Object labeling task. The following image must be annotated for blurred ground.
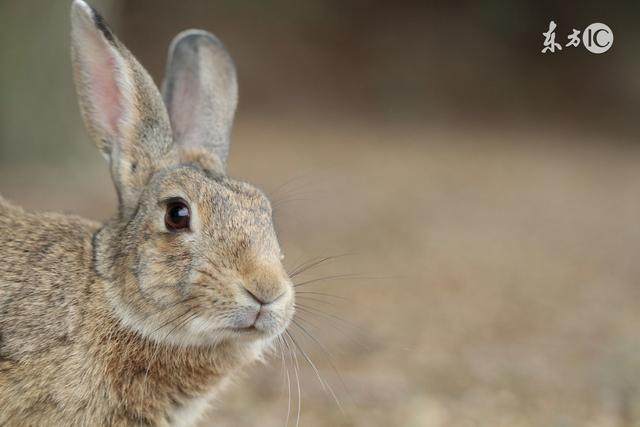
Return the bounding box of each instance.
[2,117,640,426]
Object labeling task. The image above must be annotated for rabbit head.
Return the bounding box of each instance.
[70,0,294,347]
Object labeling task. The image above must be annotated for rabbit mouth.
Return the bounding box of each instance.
[210,324,281,344]
[222,307,293,341]
[225,311,291,339]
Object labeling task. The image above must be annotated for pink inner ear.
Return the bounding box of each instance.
[83,34,125,137]
[90,54,124,136]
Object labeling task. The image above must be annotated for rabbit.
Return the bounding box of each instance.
[0,1,295,426]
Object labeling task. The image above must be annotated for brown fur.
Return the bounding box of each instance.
[0,2,294,425]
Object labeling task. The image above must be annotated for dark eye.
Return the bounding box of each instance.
[165,200,190,231]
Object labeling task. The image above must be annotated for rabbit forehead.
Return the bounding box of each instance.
[149,165,274,231]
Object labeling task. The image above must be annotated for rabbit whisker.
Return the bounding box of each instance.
[287,254,352,279]
[285,329,344,414]
[294,313,370,353]
[290,320,351,407]
[267,172,311,201]
[295,291,351,301]
[277,336,292,427]
[293,273,364,288]
[282,333,301,427]
[136,295,206,325]
[271,191,316,209]
[160,311,200,344]
[148,307,197,337]
[295,295,340,307]
[294,305,374,350]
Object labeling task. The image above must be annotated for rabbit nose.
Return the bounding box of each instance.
[240,282,288,306]
[243,287,267,305]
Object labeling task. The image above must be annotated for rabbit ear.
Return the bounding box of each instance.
[162,30,238,171]
[70,0,174,215]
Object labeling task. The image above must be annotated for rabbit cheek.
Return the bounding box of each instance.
[133,236,194,308]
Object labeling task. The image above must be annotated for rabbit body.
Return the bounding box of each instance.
[0,1,294,425]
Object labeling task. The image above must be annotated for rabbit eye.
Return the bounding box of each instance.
[165,200,190,231]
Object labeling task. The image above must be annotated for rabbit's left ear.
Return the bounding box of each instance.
[162,30,238,172]
[70,0,174,216]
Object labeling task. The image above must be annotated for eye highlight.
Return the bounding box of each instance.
[164,199,191,231]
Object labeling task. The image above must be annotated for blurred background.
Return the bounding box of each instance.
[2,1,640,426]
